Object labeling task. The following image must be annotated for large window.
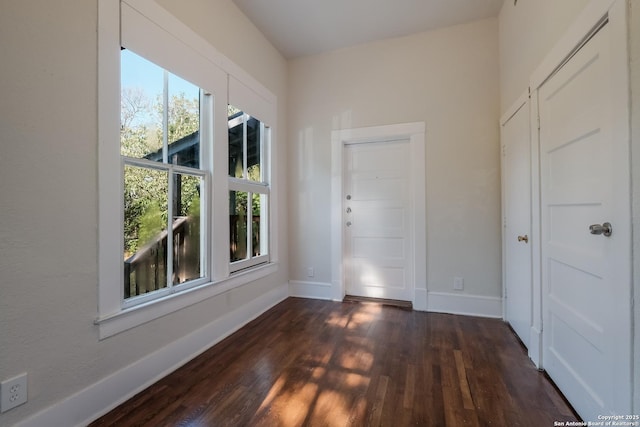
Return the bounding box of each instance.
[121,49,209,305]
[97,0,278,338]
[228,106,270,272]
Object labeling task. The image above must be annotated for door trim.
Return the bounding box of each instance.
[501,91,544,368]
[331,122,426,309]
[500,90,535,360]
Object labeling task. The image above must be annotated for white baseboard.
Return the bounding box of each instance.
[17,283,289,427]
[427,292,503,318]
[288,280,333,300]
[529,326,543,369]
[414,288,428,311]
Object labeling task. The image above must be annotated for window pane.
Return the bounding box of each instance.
[173,173,203,284]
[121,49,201,169]
[120,50,164,161]
[124,165,169,298]
[168,74,200,168]
[230,190,248,262]
[228,106,244,178]
[247,117,261,182]
[252,193,268,257]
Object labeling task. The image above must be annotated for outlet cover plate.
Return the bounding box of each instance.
[1,373,27,412]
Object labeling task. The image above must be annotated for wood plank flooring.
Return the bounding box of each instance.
[90,297,579,426]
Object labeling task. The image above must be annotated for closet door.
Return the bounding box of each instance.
[538,17,631,419]
[501,97,532,348]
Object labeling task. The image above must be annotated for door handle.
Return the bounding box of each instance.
[589,222,612,237]
[517,235,528,243]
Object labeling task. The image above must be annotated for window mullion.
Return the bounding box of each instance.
[262,194,269,256]
[242,114,248,179]
[167,166,174,290]
[162,70,169,164]
[247,191,253,259]
[260,122,265,182]
[199,91,209,280]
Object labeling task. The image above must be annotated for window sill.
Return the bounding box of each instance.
[95,262,278,339]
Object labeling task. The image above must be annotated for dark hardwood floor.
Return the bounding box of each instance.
[90,297,579,426]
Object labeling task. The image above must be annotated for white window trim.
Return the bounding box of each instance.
[97,263,278,339]
[97,0,278,339]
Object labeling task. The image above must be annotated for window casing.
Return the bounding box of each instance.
[97,0,278,338]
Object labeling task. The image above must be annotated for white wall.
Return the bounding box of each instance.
[0,1,288,425]
[498,0,590,110]
[287,18,502,309]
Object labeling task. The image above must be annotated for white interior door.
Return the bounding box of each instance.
[344,139,413,301]
[502,99,532,347]
[539,21,631,420]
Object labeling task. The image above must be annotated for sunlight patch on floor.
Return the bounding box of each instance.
[318,389,352,423]
[256,374,286,414]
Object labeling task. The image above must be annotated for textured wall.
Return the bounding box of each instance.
[287,18,502,300]
[498,0,590,111]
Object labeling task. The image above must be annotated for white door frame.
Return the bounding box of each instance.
[530,0,631,414]
[331,122,426,310]
[501,90,544,369]
[500,90,535,360]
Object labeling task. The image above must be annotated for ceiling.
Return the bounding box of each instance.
[232,0,505,59]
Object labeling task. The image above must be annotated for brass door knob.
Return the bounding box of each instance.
[517,235,529,243]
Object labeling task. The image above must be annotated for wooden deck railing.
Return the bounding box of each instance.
[125,214,261,298]
[229,215,261,261]
[124,216,200,298]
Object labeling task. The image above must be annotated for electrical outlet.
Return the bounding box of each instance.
[307,267,314,278]
[453,276,464,291]
[1,373,27,412]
